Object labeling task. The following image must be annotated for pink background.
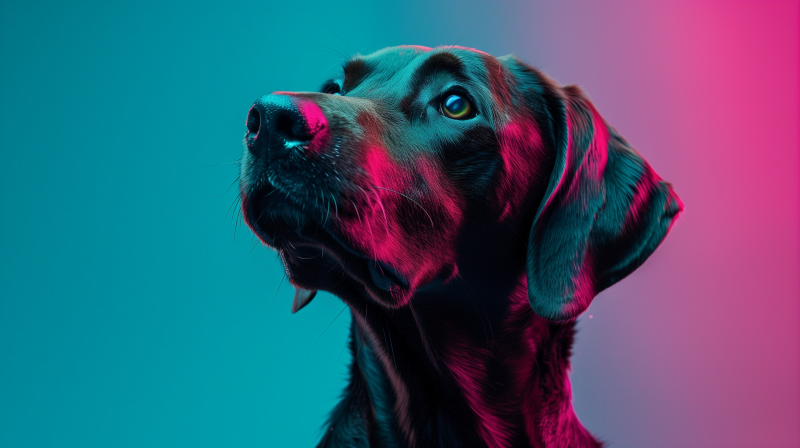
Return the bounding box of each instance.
[502,1,799,447]
[0,1,796,446]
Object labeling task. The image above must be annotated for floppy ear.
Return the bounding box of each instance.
[526,85,683,321]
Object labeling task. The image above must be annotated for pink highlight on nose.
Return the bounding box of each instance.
[297,100,326,135]
[267,91,330,154]
[295,99,329,154]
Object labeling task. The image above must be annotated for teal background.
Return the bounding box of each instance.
[2,1,798,447]
[0,1,528,446]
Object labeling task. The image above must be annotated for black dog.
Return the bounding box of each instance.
[240,45,682,448]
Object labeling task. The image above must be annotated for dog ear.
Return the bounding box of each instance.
[526,85,683,321]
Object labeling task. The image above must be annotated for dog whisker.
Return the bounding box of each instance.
[351,200,362,226]
[323,197,331,228]
[322,294,339,310]
[350,199,378,262]
[232,200,243,252]
[353,304,368,363]
[249,235,260,255]
[204,175,241,199]
[330,192,339,220]
[449,32,474,50]
[198,159,241,169]
[369,187,390,238]
[409,302,443,374]
[315,60,351,82]
[329,267,347,290]
[320,27,355,60]
[335,310,353,365]
[259,272,285,325]
[225,193,241,223]
[325,260,339,274]
[308,42,349,61]
[384,327,397,370]
[305,303,350,361]
[364,207,379,261]
[373,185,434,228]
[251,199,272,240]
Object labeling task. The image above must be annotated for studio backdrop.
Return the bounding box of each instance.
[1,1,797,447]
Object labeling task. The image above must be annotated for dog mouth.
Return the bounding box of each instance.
[242,183,409,311]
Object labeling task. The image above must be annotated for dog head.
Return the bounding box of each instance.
[240,45,682,320]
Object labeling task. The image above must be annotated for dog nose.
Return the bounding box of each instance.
[245,94,327,162]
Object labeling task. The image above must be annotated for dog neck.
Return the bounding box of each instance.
[320,271,603,448]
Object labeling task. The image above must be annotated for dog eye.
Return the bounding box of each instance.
[441,94,475,120]
[322,83,342,96]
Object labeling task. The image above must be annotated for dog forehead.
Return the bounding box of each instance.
[362,45,430,68]
[352,45,495,89]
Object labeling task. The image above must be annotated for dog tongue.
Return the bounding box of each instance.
[291,287,317,313]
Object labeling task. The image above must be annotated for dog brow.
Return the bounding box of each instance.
[343,59,371,93]
[398,52,469,120]
[411,52,468,86]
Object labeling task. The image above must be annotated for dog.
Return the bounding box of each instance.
[239,45,682,448]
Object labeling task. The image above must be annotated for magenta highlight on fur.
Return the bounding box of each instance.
[239,45,682,447]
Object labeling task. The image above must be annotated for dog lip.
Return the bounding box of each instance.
[368,260,409,291]
[318,226,366,259]
[314,226,409,290]
[315,226,409,289]
[243,184,411,299]
[247,199,410,294]
[283,227,411,300]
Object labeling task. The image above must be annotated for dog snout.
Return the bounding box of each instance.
[245,94,328,162]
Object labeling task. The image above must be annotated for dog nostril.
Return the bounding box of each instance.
[275,110,310,143]
[246,94,323,161]
[246,107,261,136]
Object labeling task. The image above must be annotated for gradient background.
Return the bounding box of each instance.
[1,1,797,447]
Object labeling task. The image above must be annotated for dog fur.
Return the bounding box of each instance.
[239,45,682,448]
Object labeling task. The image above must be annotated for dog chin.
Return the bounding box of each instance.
[242,188,413,310]
[278,241,414,310]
